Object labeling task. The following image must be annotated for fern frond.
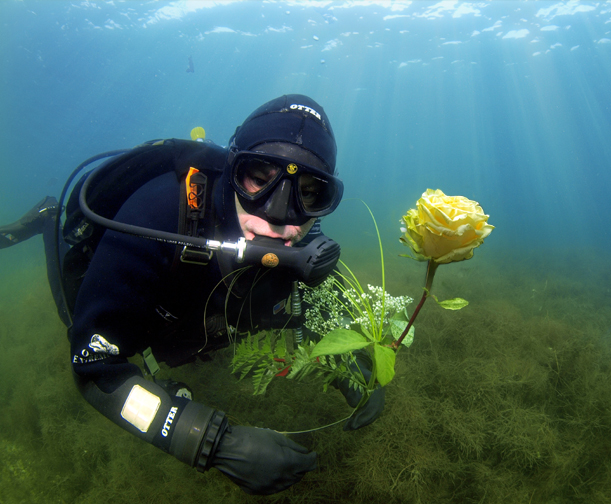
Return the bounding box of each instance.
[231,330,293,394]
[237,355,266,381]
[252,361,277,395]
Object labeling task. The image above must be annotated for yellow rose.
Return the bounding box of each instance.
[400,189,494,264]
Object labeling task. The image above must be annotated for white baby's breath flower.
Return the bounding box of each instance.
[301,278,413,337]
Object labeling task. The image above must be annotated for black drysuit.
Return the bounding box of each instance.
[63,142,322,485]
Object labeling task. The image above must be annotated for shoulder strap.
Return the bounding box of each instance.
[173,165,219,268]
[61,138,227,316]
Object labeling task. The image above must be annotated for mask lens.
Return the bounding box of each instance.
[233,156,282,199]
[298,174,340,213]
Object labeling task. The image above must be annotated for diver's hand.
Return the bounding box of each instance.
[338,357,386,431]
[342,386,386,431]
[212,425,317,495]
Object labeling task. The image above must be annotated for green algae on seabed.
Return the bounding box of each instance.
[1,247,611,504]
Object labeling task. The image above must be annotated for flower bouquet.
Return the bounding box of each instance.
[303,189,494,397]
[232,189,494,413]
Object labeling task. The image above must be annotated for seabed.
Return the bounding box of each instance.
[1,239,610,504]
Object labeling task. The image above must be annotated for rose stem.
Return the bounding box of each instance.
[392,260,439,350]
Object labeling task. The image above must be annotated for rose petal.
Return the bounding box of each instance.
[400,189,494,263]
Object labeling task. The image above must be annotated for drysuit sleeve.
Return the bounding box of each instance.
[69,172,226,467]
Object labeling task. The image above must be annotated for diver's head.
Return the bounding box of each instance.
[226,95,343,237]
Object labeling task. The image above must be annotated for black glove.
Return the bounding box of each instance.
[338,356,386,431]
[212,425,317,495]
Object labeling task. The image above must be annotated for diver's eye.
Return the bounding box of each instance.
[299,175,322,208]
[250,174,269,189]
[237,161,280,195]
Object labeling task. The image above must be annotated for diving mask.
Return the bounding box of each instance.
[228,150,344,226]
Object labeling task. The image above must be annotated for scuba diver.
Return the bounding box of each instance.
[0,94,384,495]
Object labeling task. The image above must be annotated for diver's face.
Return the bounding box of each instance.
[235,194,315,246]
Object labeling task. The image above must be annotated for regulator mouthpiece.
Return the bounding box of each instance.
[197,234,339,285]
[238,235,340,285]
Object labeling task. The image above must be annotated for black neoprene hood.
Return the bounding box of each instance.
[230,94,337,174]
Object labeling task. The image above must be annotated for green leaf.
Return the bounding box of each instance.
[373,344,396,386]
[389,310,415,347]
[392,323,415,347]
[310,329,370,358]
[430,294,469,310]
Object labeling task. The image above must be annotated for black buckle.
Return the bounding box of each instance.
[180,246,213,265]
